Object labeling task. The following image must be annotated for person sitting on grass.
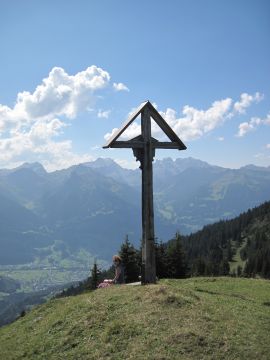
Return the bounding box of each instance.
[98,255,125,288]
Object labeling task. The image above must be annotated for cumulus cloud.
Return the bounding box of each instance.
[113,82,129,92]
[166,98,233,141]
[105,92,265,143]
[266,144,270,149]
[105,122,141,142]
[23,66,109,122]
[105,98,233,142]
[0,65,126,170]
[236,113,270,137]
[0,120,93,171]
[233,92,264,114]
[237,122,254,137]
[0,65,112,134]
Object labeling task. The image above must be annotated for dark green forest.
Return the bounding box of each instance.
[183,200,270,278]
[59,201,270,298]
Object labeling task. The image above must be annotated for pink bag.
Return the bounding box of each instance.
[98,281,113,288]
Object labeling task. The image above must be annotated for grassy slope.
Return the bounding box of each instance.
[229,239,247,273]
[1,278,270,360]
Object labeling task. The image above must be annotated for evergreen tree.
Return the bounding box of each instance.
[262,250,270,278]
[119,235,140,283]
[89,261,101,290]
[219,260,230,276]
[166,232,186,278]
[226,240,233,262]
[191,257,206,276]
[155,240,168,278]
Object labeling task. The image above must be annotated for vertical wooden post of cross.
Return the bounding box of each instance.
[103,101,186,285]
[141,106,156,283]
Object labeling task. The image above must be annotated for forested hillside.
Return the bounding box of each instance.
[107,201,270,281]
[182,201,270,278]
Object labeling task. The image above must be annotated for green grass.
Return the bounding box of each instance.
[1,277,270,360]
[229,239,247,273]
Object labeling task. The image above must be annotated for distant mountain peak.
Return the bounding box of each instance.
[154,157,212,175]
[175,157,211,168]
[241,164,270,171]
[84,158,121,169]
[16,162,47,175]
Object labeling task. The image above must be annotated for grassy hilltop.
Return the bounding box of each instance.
[1,278,270,360]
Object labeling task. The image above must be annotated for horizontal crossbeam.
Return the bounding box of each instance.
[103,140,184,150]
[103,141,143,149]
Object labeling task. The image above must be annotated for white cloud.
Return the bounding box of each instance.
[0,65,127,170]
[0,65,111,134]
[167,98,233,141]
[0,122,92,171]
[104,92,265,143]
[266,144,270,149]
[233,92,264,114]
[97,109,111,119]
[29,118,68,140]
[237,121,255,137]
[21,66,110,121]
[105,121,141,142]
[41,146,94,172]
[236,113,269,137]
[104,127,118,142]
[105,97,234,142]
[113,82,129,92]
[217,137,224,141]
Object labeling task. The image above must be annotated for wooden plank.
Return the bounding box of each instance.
[141,106,156,284]
[109,136,163,149]
[109,141,183,149]
[103,101,148,148]
[109,141,144,148]
[153,141,183,149]
[148,102,187,150]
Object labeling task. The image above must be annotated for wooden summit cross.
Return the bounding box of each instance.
[103,101,186,284]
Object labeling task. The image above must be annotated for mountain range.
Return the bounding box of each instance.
[0,157,270,265]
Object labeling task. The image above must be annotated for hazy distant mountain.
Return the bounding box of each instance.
[84,158,140,187]
[0,157,269,264]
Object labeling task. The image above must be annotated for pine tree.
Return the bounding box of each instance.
[155,240,168,278]
[226,240,233,262]
[119,235,140,283]
[166,232,186,278]
[89,261,101,290]
[261,249,270,278]
[191,257,206,276]
[219,260,230,275]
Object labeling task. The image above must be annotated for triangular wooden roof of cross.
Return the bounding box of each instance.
[103,100,187,150]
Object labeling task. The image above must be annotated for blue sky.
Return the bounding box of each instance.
[0,0,269,170]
